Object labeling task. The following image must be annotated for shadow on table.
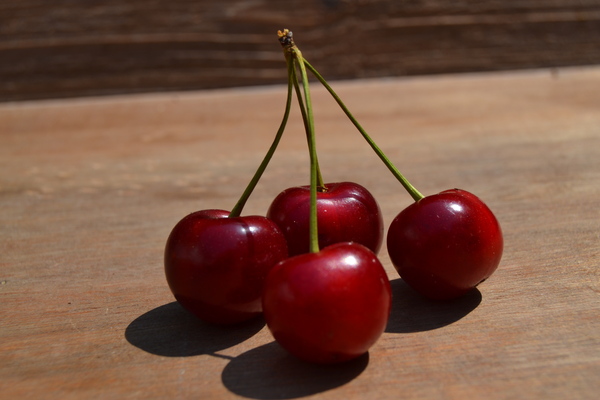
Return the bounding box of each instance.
[222,341,369,400]
[386,278,482,334]
[125,301,265,357]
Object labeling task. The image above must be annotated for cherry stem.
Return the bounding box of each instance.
[228,57,295,218]
[295,50,320,253]
[289,57,325,190]
[279,29,320,253]
[303,59,425,202]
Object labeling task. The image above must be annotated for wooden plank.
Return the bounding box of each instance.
[1,66,599,399]
[2,0,600,101]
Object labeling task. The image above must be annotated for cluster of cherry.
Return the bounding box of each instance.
[164,30,503,364]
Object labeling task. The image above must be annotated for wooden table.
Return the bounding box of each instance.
[1,66,599,399]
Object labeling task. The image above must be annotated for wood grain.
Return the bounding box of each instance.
[2,0,600,101]
[1,66,599,399]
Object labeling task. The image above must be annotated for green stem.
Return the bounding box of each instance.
[228,57,295,217]
[290,58,325,190]
[292,48,320,253]
[303,59,424,202]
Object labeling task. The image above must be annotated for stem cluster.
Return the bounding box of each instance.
[230,29,424,253]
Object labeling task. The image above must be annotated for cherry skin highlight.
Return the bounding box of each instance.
[262,242,392,364]
[164,209,288,325]
[387,189,503,300]
[267,182,383,256]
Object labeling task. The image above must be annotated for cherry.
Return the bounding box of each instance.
[260,32,391,364]
[162,47,297,326]
[298,49,504,300]
[164,209,288,325]
[267,181,383,256]
[387,189,503,300]
[262,242,392,364]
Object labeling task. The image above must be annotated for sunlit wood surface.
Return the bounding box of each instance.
[1,66,599,399]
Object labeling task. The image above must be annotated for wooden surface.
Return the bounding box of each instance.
[3,0,600,101]
[1,66,599,399]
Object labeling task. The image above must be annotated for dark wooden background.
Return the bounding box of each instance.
[2,0,600,101]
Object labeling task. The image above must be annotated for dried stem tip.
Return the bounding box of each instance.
[278,29,294,47]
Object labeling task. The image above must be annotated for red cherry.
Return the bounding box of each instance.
[267,182,383,256]
[262,242,392,364]
[164,209,288,325]
[387,189,503,300]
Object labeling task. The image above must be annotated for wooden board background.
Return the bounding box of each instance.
[2,0,600,101]
[1,65,599,399]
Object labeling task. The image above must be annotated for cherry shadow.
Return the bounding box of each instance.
[386,278,482,334]
[222,341,369,399]
[125,301,265,357]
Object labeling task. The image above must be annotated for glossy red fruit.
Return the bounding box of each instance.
[267,182,383,256]
[262,242,392,364]
[164,209,288,325]
[387,189,503,300]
